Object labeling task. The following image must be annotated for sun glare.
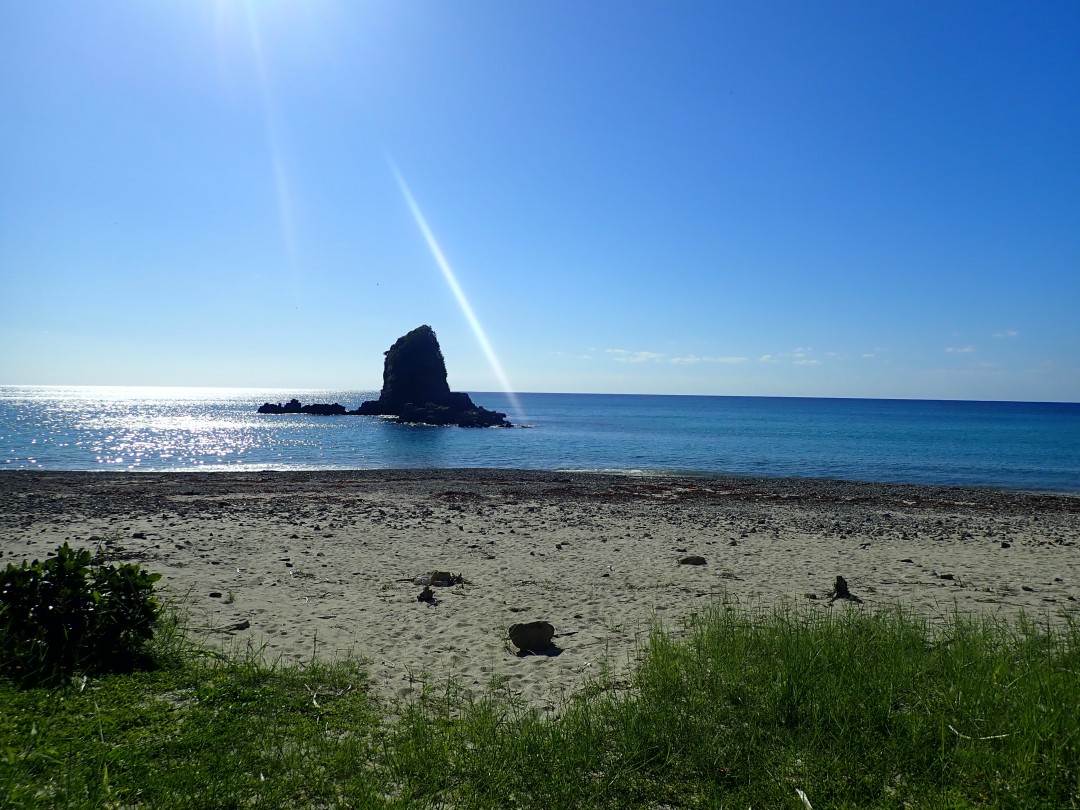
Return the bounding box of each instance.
[213,0,299,272]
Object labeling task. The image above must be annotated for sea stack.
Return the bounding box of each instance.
[357,325,512,428]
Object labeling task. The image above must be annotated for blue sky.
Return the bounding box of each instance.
[1,1,1077,401]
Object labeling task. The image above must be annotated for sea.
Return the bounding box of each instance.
[1,386,1079,494]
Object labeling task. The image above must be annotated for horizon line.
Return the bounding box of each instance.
[0,383,1076,406]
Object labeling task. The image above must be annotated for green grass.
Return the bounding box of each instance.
[2,603,1078,808]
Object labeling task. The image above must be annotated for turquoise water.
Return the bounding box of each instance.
[2,386,1078,493]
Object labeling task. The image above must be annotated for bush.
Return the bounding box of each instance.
[0,543,162,685]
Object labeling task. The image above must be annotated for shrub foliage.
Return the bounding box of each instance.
[0,542,161,685]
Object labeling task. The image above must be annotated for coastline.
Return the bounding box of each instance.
[3,469,1077,710]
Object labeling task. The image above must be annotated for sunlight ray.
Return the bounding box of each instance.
[387,158,525,424]
[242,1,299,270]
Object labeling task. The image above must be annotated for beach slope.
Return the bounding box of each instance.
[2,470,1076,709]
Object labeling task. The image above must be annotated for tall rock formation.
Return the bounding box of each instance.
[357,326,512,428]
[374,325,453,411]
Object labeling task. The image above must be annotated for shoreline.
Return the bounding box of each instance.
[4,467,1079,509]
[6,462,1077,496]
[3,469,1077,710]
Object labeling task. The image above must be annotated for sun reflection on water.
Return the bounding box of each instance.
[2,386,378,471]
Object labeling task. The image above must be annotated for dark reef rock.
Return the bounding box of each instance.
[258,398,303,414]
[257,400,349,416]
[357,325,512,428]
[255,325,512,428]
[302,403,348,416]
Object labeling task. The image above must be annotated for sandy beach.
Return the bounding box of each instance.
[2,470,1077,711]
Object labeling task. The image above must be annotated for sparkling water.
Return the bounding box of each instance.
[2,386,1078,493]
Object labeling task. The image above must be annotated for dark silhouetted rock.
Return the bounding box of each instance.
[258,400,349,416]
[258,398,304,414]
[254,325,512,427]
[508,621,555,653]
[301,403,348,416]
[376,324,451,411]
[358,325,512,428]
[679,555,707,565]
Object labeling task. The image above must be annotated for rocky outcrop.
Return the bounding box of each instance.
[255,326,512,427]
[257,400,350,416]
[357,326,512,428]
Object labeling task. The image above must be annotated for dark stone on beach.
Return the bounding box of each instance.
[357,325,512,428]
[509,621,555,653]
[1001,541,1011,549]
[679,555,707,565]
[828,575,862,603]
[832,576,850,598]
[427,570,462,587]
[417,586,436,603]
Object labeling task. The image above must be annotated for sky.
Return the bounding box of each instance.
[1,1,1078,401]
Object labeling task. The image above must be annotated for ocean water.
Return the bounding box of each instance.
[1,386,1078,493]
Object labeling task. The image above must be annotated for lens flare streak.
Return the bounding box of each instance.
[387,160,524,424]
[242,2,298,270]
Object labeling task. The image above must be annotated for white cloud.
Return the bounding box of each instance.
[993,329,1020,338]
[671,355,749,365]
[605,349,664,363]
[760,347,825,364]
[603,348,752,366]
[946,346,975,354]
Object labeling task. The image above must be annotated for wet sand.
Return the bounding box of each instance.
[2,470,1077,711]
